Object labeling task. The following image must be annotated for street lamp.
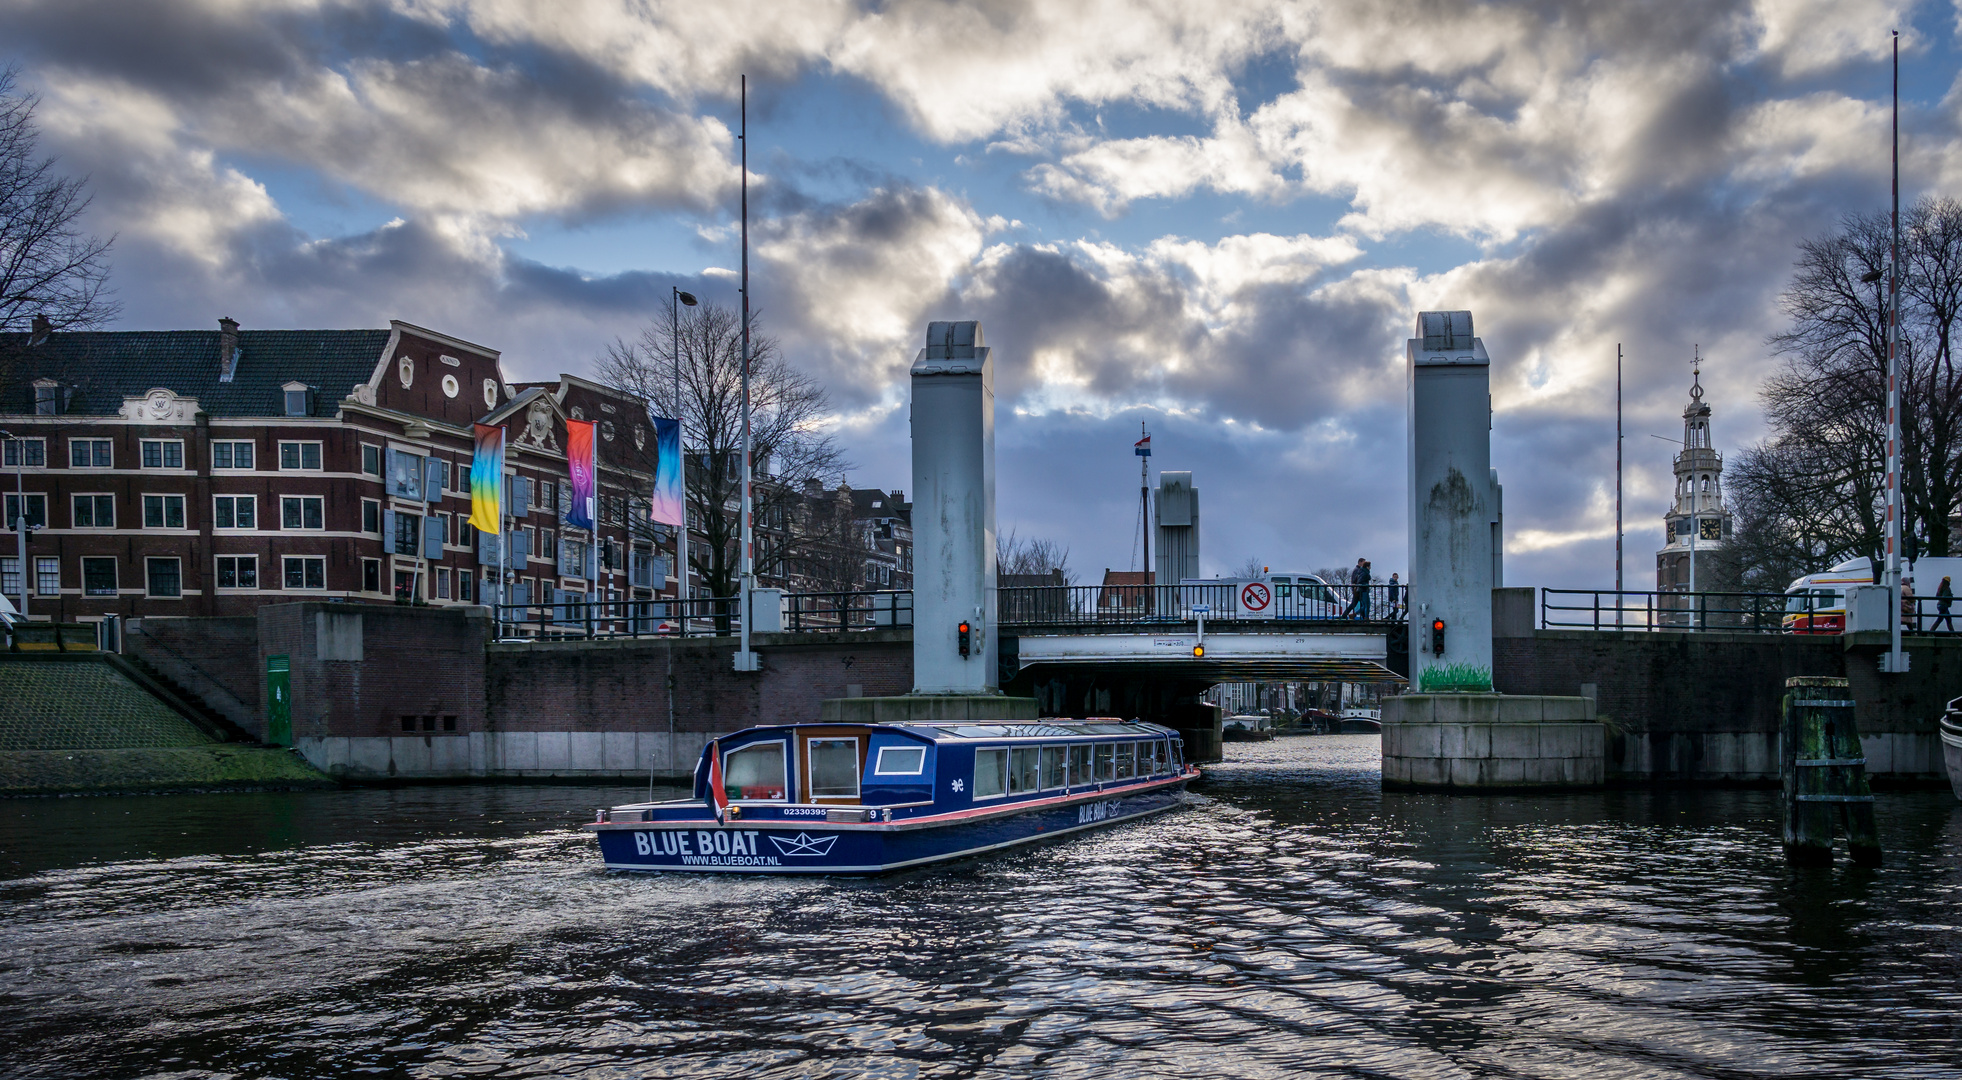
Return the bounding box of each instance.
[672,286,696,627]
[0,429,29,622]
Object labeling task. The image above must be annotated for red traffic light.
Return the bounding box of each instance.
[957,621,972,658]
[1429,618,1446,654]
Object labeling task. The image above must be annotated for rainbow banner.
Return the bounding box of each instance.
[566,418,597,531]
[650,416,683,526]
[468,424,504,535]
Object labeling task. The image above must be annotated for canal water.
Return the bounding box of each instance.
[2,736,1959,1079]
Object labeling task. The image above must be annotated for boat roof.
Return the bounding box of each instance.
[719,718,1178,745]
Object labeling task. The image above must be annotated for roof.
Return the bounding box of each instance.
[0,329,391,418]
[849,487,910,523]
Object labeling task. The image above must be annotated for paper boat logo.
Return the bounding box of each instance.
[769,832,838,857]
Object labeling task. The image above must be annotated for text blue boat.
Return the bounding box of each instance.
[583,718,1197,873]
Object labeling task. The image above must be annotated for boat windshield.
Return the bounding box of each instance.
[724,741,787,801]
[808,739,861,799]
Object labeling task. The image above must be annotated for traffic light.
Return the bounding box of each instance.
[1430,618,1446,655]
[958,621,971,658]
[1192,643,1205,658]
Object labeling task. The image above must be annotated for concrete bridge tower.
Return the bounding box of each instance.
[1406,311,1497,689]
[910,321,999,695]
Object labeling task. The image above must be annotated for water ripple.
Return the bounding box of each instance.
[2,736,1960,1078]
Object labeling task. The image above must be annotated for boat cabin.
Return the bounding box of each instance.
[691,719,1186,815]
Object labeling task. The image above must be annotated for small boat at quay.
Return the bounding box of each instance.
[584,719,1197,873]
[1942,696,1962,802]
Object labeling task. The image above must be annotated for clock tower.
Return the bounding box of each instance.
[1657,355,1733,600]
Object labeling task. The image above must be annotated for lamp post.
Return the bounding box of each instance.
[0,429,27,621]
[734,74,759,672]
[672,286,697,629]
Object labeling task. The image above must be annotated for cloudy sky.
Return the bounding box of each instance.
[4,0,1958,587]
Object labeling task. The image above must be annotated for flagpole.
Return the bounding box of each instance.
[1885,29,1906,672]
[1140,422,1151,613]
[735,73,759,672]
[1615,343,1623,629]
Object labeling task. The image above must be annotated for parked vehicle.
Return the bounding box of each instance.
[1782,557,1962,633]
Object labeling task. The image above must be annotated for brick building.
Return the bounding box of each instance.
[0,318,668,623]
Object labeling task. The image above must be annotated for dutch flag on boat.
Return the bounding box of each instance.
[1134,433,1151,457]
[705,741,730,822]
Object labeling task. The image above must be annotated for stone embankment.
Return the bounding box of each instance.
[0,653,332,796]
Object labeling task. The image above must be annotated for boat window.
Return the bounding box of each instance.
[1093,743,1115,782]
[873,745,926,776]
[1039,746,1066,789]
[1114,743,1136,779]
[808,739,861,799]
[1009,747,1040,793]
[973,748,1008,799]
[1169,740,1183,768]
[723,742,787,801]
[1139,741,1158,775]
[1068,744,1092,785]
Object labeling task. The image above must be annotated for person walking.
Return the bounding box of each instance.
[1343,557,1371,619]
[1936,576,1955,633]
[1386,571,1403,620]
[1901,576,1917,632]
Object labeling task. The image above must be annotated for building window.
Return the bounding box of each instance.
[3,439,45,468]
[216,555,258,589]
[394,568,418,601]
[72,494,113,528]
[362,558,381,593]
[212,441,255,469]
[69,439,112,468]
[0,557,17,596]
[362,498,381,534]
[33,382,60,415]
[436,568,451,599]
[457,572,472,603]
[5,493,47,529]
[283,557,325,590]
[362,444,382,477]
[21,558,51,595]
[284,388,310,417]
[394,510,421,553]
[142,494,186,529]
[281,496,324,530]
[140,440,185,469]
[214,495,257,529]
[278,442,323,470]
[146,557,182,598]
[82,557,116,596]
[386,449,424,500]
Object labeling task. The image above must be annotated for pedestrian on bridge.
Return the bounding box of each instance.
[1343,558,1372,619]
[1936,576,1955,633]
[1386,572,1403,620]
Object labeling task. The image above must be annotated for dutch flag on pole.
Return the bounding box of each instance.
[1134,434,1151,457]
[705,741,730,822]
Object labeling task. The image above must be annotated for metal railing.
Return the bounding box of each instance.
[995,583,1406,629]
[1541,589,1819,633]
[489,581,1408,640]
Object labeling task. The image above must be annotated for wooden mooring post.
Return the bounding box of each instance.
[1780,677,1881,866]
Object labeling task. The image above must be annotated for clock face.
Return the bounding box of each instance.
[1700,518,1723,541]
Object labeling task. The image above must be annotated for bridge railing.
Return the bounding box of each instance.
[1540,588,1814,633]
[488,581,1411,640]
[998,583,1406,629]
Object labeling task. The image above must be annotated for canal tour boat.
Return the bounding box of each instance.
[583,718,1198,873]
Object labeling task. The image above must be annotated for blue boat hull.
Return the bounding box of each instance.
[590,783,1189,874]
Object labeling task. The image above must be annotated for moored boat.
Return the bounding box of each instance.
[584,718,1198,873]
[1941,696,1962,802]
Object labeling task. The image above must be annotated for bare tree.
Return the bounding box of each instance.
[0,67,115,337]
[997,528,1075,584]
[1734,199,1962,586]
[1233,556,1266,578]
[594,299,847,614]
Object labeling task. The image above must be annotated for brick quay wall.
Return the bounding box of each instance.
[113,602,1962,785]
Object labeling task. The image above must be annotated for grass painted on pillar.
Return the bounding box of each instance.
[1419,663,1494,693]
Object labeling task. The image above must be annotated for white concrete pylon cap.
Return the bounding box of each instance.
[1408,309,1488,367]
[913,320,991,375]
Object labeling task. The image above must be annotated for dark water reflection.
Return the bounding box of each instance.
[2,736,1959,1079]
